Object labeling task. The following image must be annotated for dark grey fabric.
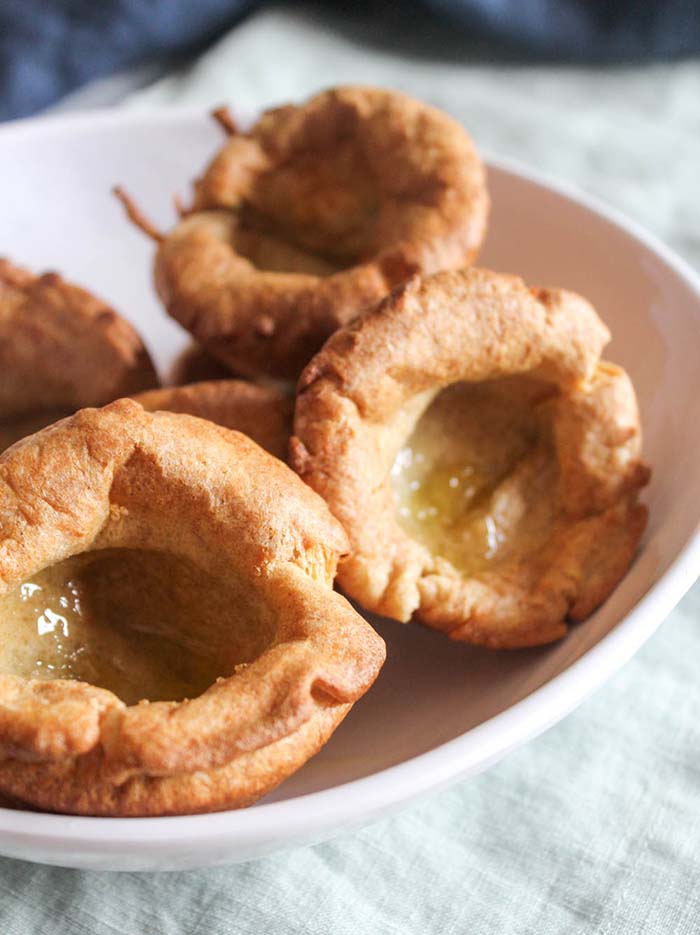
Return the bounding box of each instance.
[1,0,699,121]
[0,0,254,120]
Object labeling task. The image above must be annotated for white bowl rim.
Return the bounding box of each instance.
[0,107,699,850]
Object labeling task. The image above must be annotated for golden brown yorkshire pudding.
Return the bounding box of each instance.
[291,269,650,649]
[0,260,157,451]
[134,379,293,461]
[168,342,238,385]
[0,399,384,816]
[154,86,489,381]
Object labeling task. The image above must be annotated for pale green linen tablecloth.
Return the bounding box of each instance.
[2,6,700,932]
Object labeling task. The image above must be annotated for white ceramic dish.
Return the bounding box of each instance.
[0,109,698,872]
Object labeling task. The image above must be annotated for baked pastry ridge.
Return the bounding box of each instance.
[153,86,489,380]
[0,259,157,451]
[0,399,384,815]
[167,342,238,385]
[134,379,294,461]
[291,268,650,649]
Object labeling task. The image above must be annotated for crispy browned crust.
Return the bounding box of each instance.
[291,268,650,649]
[0,259,157,420]
[154,86,489,381]
[168,342,239,385]
[134,380,293,461]
[0,400,384,815]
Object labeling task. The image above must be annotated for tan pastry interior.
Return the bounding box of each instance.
[0,548,276,705]
[227,139,378,274]
[391,376,557,575]
[231,221,345,277]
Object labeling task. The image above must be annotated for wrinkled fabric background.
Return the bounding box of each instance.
[1,4,700,932]
[2,0,700,119]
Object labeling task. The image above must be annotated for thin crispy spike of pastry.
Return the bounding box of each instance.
[173,193,189,218]
[113,186,165,243]
[211,105,239,136]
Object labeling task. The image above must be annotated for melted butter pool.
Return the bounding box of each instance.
[391,379,556,575]
[392,443,508,574]
[0,549,274,704]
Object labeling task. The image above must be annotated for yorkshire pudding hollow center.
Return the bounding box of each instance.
[231,218,347,277]
[248,139,379,263]
[391,378,558,575]
[0,548,276,704]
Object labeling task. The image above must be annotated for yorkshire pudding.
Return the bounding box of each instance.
[154,86,489,381]
[0,259,157,452]
[0,399,384,815]
[168,342,238,385]
[134,379,293,461]
[292,269,650,649]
